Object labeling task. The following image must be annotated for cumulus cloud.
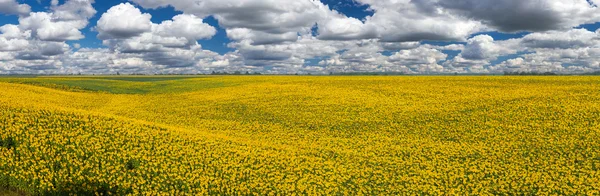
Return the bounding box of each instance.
[461,35,517,60]
[15,0,96,42]
[19,12,84,41]
[315,42,449,74]
[96,3,152,39]
[16,1,95,42]
[0,0,98,73]
[380,42,421,51]
[434,0,600,32]
[0,37,28,51]
[227,28,298,45]
[331,0,483,42]
[0,25,29,51]
[111,0,600,74]
[130,0,329,32]
[2,0,600,74]
[439,34,521,72]
[316,14,377,41]
[0,0,94,57]
[488,46,600,73]
[155,14,216,41]
[388,46,447,64]
[129,0,339,44]
[98,4,216,53]
[0,0,31,16]
[521,29,599,49]
[451,28,600,73]
[332,0,600,42]
[51,0,97,22]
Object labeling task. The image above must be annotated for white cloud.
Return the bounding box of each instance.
[343,0,600,42]
[441,35,520,71]
[0,0,31,16]
[0,24,30,51]
[316,14,377,40]
[130,0,330,32]
[51,0,96,22]
[387,46,448,73]
[96,3,152,39]
[380,42,421,51]
[226,28,298,45]
[433,44,465,51]
[388,46,447,65]
[98,4,216,55]
[2,0,600,74]
[316,42,450,74]
[154,14,216,41]
[420,0,600,32]
[521,29,599,49]
[453,29,600,73]
[129,0,345,44]
[489,46,600,73]
[350,0,484,42]
[17,0,95,42]
[0,0,97,73]
[461,35,516,60]
[19,12,86,41]
[15,41,70,59]
[115,0,600,74]
[0,24,30,39]
[0,37,29,51]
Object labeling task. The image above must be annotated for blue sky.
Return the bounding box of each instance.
[0,0,600,74]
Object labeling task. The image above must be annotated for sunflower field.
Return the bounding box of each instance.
[1,76,600,195]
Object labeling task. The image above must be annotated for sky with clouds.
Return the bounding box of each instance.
[0,0,599,74]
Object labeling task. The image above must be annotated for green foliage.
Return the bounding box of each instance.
[0,136,16,150]
[0,76,240,94]
[93,76,191,82]
[125,159,141,170]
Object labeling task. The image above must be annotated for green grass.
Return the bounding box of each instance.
[0,76,240,94]
[0,188,26,196]
[86,76,194,82]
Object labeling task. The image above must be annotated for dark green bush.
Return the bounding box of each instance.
[125,159,141,170]
[0,137,16,150]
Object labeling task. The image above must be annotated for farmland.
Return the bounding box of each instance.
[1,76,600,195]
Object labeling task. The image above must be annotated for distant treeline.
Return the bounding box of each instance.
[504,71,600,76]
[127,71,263,75]
[503,71,558,76]
[581,71,600,75]
[210,71,262,75]
[328,72,406,76]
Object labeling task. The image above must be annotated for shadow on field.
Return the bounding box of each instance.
[0,187,28,196]
[1,178,134,196]
[42,181,132,196]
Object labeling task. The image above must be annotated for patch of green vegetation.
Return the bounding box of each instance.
[3,79,148,94]
[1,174,129,196]
[89,76,193,82]
[0,188,27,196]
[0,76,240,94]
[125,159,141,170]
[0,136,17,150]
